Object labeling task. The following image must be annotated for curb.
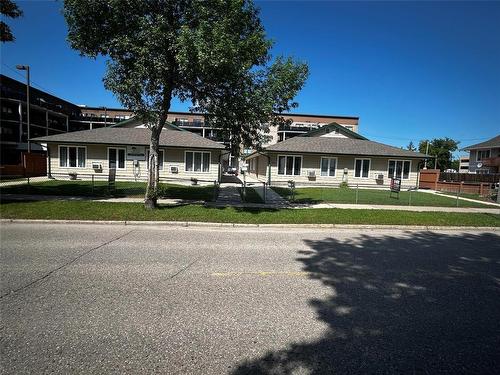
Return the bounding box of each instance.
[1,219,499,231]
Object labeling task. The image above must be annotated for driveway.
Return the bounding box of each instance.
[1,224,499,374]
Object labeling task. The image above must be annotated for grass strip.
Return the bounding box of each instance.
[1,200,499,227]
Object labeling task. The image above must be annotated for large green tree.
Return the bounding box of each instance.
[418,138,459,170]
[1,0,23,42]
[64,0,308,208]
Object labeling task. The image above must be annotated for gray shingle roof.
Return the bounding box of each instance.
[462,135,500,150]
[301,122,368,140]
[31,128,226,150]
[264,137,428,158]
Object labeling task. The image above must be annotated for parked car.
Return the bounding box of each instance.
[226,166,238,175]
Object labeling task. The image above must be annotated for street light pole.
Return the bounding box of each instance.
[16,65,30,153]
[423,141,429,169]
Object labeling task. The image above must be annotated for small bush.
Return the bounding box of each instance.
[339,181,349,189]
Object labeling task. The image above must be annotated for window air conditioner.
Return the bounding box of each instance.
[170,166,179,174]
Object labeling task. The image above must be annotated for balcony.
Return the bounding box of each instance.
[481,157,500,167]
[174,121,205,128]
[277,124,320,132]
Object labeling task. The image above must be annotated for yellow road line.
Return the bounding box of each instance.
[211,271,315,277]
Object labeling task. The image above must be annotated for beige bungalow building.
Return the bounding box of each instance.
[32,127,226,183]
[246,123,428,188]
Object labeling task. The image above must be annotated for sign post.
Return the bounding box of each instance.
[390,178,401,199]
[108,168,116,193]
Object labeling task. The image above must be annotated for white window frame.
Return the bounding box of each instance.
[107,147,126,170]
[58,145,87,168]
[476,149,491,161]
[387,159,412,180]
[184,150,211,173]
[320,157,337,177]
[146,149,165,170]
[353,158,371,179]
[277,154,303,176]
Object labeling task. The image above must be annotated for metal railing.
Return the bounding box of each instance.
[0,174,221,202]
[272,180,498,207]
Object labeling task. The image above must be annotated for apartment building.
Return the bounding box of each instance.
[459,157,469,173]
[166,111,360,147]
[0,74,133,165]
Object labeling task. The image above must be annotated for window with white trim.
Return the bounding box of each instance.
[146,150,164,170]
[388,160,411,180]
[108,147,125,169]
[59,146,86,168]
[278,155,302,176]
[477,149,491,161]
[185,151,210,172]
[354,159,370,178]
[320,157,337,177]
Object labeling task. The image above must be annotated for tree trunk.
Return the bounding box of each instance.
[144,126,162,209]
[144,91,172,209]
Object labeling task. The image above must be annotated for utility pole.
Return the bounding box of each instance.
[423,141,429,169]
[16,65,30,152]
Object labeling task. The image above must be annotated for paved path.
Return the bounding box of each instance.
[0,193,204,205]
[215,185,242,205]
[293,202,500,214]
[252,184,289,206]
[1,223,499,374]
[2,193,500,213]
[418,188,500,207]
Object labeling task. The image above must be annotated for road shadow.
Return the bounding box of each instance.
[232,231,500,374]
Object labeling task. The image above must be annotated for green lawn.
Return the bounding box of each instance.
[240,187,264,203]
[272,187,490,208]
[0,180,215,201]
[1,200,499,227]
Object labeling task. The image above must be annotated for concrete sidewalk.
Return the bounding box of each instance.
[2,193,500,214]
[0,194,203,205]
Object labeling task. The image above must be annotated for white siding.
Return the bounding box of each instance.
[47,143,221,182]
[247,152,420,188]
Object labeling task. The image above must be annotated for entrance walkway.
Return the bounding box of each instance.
[215,186,242,205]
[243,174,288,206]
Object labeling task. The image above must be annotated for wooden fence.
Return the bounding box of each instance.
[419,169,496,196]
[0,152,47,178]
[439,172,500,184]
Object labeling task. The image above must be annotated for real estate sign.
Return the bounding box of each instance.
[390,178,401,193]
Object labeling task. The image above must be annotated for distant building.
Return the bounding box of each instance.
[462,135,500,174]
[459,157,469,173]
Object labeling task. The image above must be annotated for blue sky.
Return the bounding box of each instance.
[2,1,499,155]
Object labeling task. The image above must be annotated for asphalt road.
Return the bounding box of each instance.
[1,223,499,374]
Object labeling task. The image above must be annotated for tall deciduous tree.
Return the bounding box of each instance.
[1,0,23,42]
[63,0,309,208]
[418,138,459,170]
